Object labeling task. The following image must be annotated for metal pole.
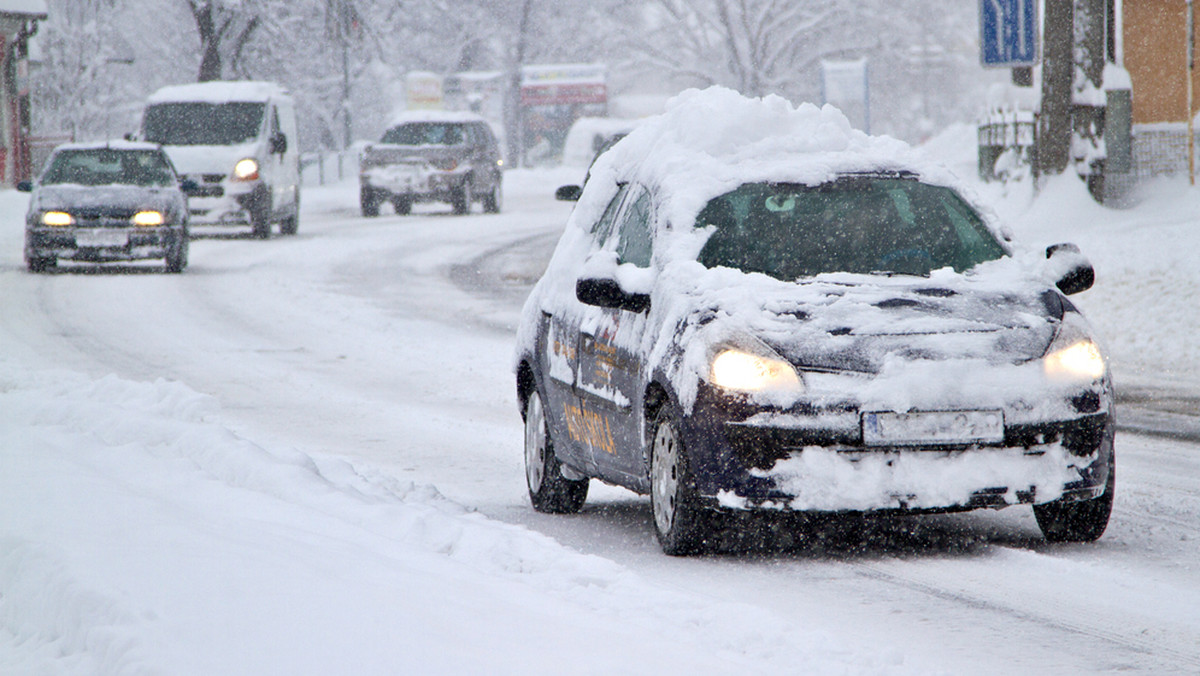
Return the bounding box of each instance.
[1188,0,1195,185]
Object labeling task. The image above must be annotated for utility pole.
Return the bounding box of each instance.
[1037,0,1074,178]
[1188,0,1195,185]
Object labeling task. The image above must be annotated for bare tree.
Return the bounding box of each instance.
[181,0,263,81]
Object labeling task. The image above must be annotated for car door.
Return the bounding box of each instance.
[576,185,653,482]
[538,185,632,477]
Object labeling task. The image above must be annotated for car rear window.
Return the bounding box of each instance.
[382,123,465,146]
[696,178,1007,279]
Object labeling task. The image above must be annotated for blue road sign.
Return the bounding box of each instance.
[980,0,1039,67]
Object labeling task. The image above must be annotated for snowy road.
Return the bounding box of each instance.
[3,171,1199,674]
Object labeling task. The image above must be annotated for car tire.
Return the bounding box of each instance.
[26,254,56,273]
[482,179,502,214]
[165,235,188,273]
[280,198,299,235]
[452,180,472,215]
[361,187,381,217]
[651,406,714,555]
[250,199,272,239]
[392,197,412,215]
[525,390,588,514]
[1034,453,1115,543]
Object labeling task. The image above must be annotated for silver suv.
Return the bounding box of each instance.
[359,112,503,216]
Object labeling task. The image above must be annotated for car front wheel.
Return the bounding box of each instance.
[360,186,381,217]
[165,235,188,273]
[26,253,56,273]
[452,180,472,215]
[482,180,502,213]
[1034,454,1115,543]
[525,391,588,513]
[651,407,714,555]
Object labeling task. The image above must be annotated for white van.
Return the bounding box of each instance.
[142,81,300,238]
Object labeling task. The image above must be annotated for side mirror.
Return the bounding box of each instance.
[1046,242,1094,295]
[556,184,582,202]
[16,180,33,192]
[270,132,288,155]
[179,178,199,194]
[576,276,651,313]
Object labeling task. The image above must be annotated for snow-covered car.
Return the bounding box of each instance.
[359,111,503,216]
[20,141,189,273]
[514,88,1115,555]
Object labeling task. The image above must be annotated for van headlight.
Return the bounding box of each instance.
[1043,314,1106,382]
[710,347,802,394]
[232,158,259,181]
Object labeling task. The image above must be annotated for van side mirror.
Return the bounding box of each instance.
[556,185,582,202]
[16,180,33,192]
[270,132,288,155]
[179,178,199,193]
[1046,243,1094,295]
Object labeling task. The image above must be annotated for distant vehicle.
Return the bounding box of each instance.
[142,81,300,239]
[516,88,1114,555]
[359,111,503,217]
[20,141,189,273]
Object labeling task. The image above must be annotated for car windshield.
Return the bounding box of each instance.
[382,123,465,146]
[42,149,177,187]
[695,178,1007,279]
[143,102,265,145]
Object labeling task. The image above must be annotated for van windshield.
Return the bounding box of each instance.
[143,102,266,145]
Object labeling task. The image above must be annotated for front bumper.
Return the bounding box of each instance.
[681,382,1114,514]
[26,225,186,262]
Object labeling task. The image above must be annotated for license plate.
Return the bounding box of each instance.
[75,229,128,247]
[862,410,1004,446]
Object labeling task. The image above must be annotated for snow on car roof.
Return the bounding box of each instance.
[0,0,48,16]
[147,81,290,105]
[50,139,165,153]
[386,109,489,127]
[575,86,965,234]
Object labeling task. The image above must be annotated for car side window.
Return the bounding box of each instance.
[616,188,653,268]
[592,184,629,243]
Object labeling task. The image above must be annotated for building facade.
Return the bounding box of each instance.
[0,0,46,186]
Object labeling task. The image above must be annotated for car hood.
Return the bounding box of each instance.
[161,142,260,175]
[678,267,1060,375]
[32,184,185,214]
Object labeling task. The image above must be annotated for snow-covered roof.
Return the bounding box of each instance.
[49,139,164,153]
[386,109,488,127]
[146,81,290,105]
[576,86,959,234]
[0,0,48,17]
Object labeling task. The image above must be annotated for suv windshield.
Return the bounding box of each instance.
[143,102,265,145]
[42,149,176,187]
[382,123,465,146]
[696,178,1007,279]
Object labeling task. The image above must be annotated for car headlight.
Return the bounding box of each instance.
[1043,314,1106,382]
[131,210,165,227]
[430,158,458,171]
[42,211,74,226]
[710,347,802,394]
[232,158,259,181]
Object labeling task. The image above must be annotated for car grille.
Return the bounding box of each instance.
[61,207,138,228]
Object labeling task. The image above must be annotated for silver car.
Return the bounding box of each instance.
[21,141,190,273]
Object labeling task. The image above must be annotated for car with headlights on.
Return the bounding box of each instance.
[359,111,503,216]
[21,141,189,273]
[514,88,1115,555]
